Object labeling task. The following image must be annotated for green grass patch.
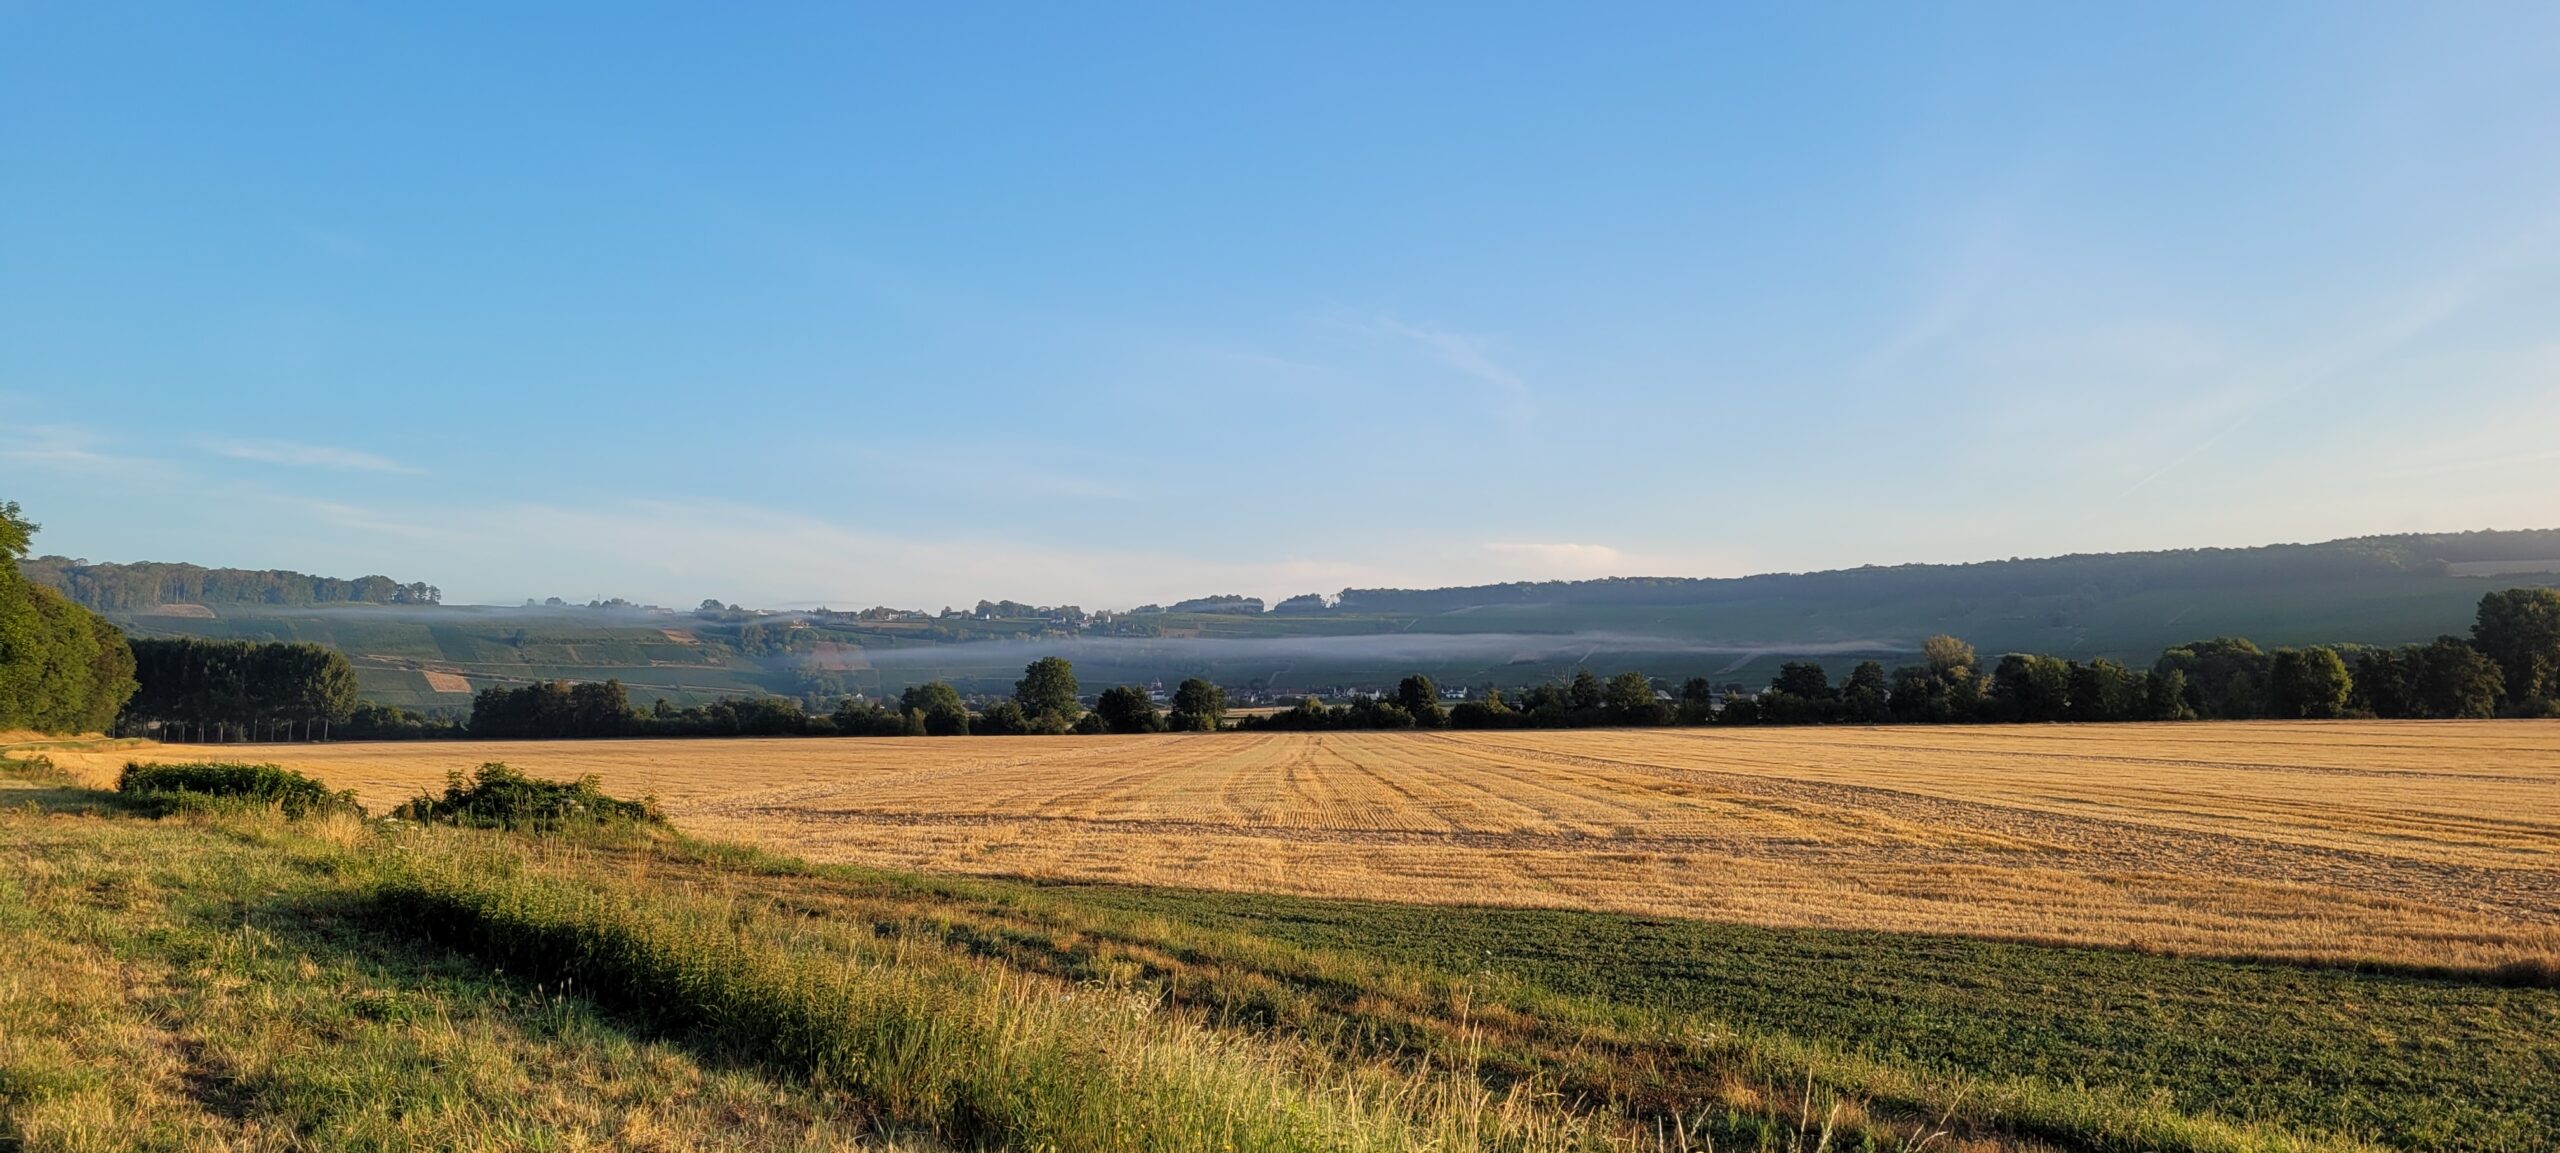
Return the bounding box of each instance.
[1040,883,2560,1152]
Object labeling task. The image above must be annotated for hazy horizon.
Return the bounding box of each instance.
[9,4,2558,608]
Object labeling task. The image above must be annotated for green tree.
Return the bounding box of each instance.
[1450,687,1516,728]
[0,500,33,560]
[1769,662,1834,700]
[75,612,139,733]
[1602,671,1669,725]
[2268,647,2352,719]
[1922,635,1976,678]
[1394,674,1447,727]
[2155,637,2273,719]
[1014,657,1081,724]
[19,587,103,732]
[2350,649,2412,717]
[2066,658,2137,722]
[899,681,970,736]
[1094,685,1163,733]
[1166,678,1227,732]
[1566,669,1604,712]
[2472,588,2560,706]
[1841,661,1890,723]
[2410,637,2504,719]
[972,698,1027,735]
[1991,654,2071,722]
[0,501,137,735]
[2144,668,2195,720]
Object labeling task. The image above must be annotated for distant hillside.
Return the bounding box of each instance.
[19,557,440,612]
[1326,529,2560,613]
[64,528,2560,709]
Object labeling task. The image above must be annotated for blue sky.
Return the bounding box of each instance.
[6,3,2558,608]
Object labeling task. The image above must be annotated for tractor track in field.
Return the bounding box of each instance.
[677,729,2560,926]
[1419,736,2560,925]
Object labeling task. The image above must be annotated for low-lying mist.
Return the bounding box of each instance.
[854,631,1907,671]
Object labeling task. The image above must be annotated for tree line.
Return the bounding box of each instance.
[1238,589,2557,730]
[18,555,438,612]
[120,637,362,742]
[0,502,138,734]
[457,656,1231,739]
[315,586,2560,742]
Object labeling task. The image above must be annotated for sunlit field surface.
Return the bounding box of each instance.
[57,721,2560,973]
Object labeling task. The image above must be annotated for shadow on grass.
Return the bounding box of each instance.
[0,773,145,817]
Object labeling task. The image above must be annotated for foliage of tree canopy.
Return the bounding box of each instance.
[121,638,359,741]
[900,681,972,735]
[1013,657,1081,728]
[0,501,139,733]
[1094,685,1163,733]
[1166,677,1227,732]
[2471,588,2560,707]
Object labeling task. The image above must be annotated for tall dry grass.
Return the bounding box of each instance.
[378,838,1626,1153]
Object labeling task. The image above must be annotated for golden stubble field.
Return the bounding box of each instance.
[44,721,2560,972]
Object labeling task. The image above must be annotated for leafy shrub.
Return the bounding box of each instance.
[117,761,362,818]
[392,762,662,831]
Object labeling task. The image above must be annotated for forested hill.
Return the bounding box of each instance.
[1330,529,2560,613]
[18,557,440,611]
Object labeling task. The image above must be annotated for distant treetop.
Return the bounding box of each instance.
[18,556,440,611]
[1167,594,1266,615]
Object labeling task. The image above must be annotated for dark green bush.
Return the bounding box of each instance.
[392,762,662,831]
[117,761,362,818]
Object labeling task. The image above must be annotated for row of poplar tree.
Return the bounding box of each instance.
[121,638,363,742]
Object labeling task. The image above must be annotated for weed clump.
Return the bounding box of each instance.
[392,762,663,831]
[117,761,362,818]
[1,753,67,781]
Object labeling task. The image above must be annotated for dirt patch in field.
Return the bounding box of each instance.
[420,671,473,693]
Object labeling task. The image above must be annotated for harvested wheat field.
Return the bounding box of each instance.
[53,721,2560,973]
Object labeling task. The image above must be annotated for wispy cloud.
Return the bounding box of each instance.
[2118,281,2472,498]
[1334,313,1535,424]
[203,437,419,474]
[0,424,151,472]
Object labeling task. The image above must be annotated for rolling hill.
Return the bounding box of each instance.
[28,528,2560,709]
